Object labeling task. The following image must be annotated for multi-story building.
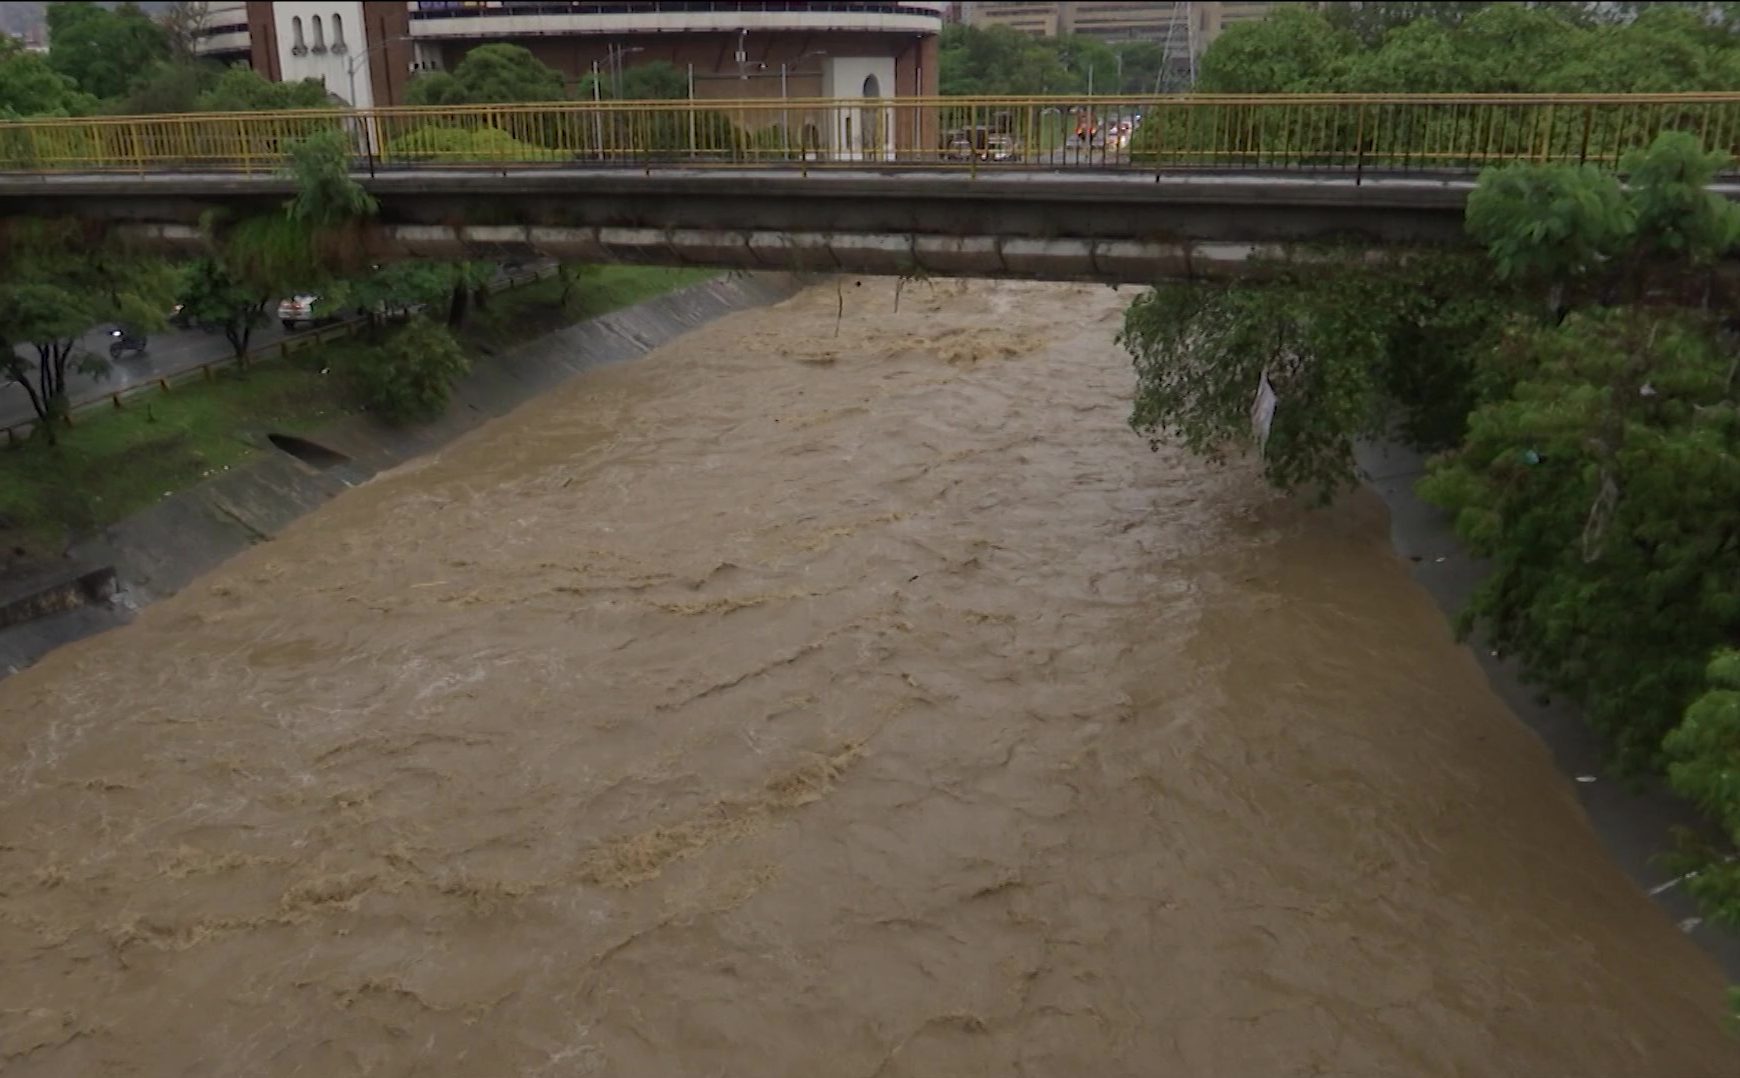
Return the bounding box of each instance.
[964,1,1276,85]
[199,2,945,113]
[961,2,1060,36]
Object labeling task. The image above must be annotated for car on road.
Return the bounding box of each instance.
[277,294,344,331]
[943,126,1021,163]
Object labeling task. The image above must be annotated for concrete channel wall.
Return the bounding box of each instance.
[0,271,802,676]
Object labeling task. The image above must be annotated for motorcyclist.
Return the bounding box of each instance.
[108,324,148,359]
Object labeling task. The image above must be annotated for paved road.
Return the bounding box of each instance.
[0,264,552,431]
[2,317,301,430]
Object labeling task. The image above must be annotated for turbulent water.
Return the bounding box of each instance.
[1,279,1734,1076]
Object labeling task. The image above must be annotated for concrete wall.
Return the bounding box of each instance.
[0,273,802,678]
[822,56,897,158]
[274,1,372,106]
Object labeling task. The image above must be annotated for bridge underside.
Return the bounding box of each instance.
[1,168,1482,282]
[114,220,1419,284]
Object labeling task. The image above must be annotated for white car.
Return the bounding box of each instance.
[277,294,342,331]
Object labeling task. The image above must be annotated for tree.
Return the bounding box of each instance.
[1339,19,1483,92]
[1323,1,1495,47]
[196,65,331,112]
[47,1,170,102]
[111,58,217,115]
[1666,653,1740,942]
[340,315,470,423]
[404,43,565,106]
[0,37,96,117]
[158,1,211,65]
[173,255,273,359]
[1421,309,1740,770]
[1418,132,1740,772]
[0,221,175,444]
[1196,8,1355,92]
[937,24,1077,95]
[1465,163,1635,284]
[0,281,104,441]
[1110,41,1167,94]
[577,59,688,101]
[344,259,495,330]
[1120,248,1518,501]
[1201,1,1740,94]
[285,128,377,230]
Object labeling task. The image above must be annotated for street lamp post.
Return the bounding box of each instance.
[608,44,645,101]
[344,33,414,169]
[780,49,826,158]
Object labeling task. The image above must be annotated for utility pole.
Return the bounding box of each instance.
[591,59,603,160]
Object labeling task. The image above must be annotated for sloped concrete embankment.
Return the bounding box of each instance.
[0,273,801,676]
[1358,440,1740,981]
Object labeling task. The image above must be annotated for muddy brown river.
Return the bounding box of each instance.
[1,280,1734,1075]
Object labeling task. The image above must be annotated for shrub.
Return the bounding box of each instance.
[342,316,469,423]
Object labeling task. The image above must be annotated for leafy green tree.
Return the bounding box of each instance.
[1540,5,1740,92]
[1620,131,1740,267]
[0,37,96,117]
[938,24,1076,95]
[173,255,275,359]
[1469,133,1740,304]
[1338,19,1482,92]
[159,0,214,65]
[1420,310,1740,770]
[111,58,218,115]
[285,128,377,229]
[577,59,689,101]
[1110,41,1167,93]
[0,221,174,444]
[341,315,470,423]
[1196,8,1354,92]
[1666,653,1740,942]
[1120,250,1518,500]
[404,43,565,106]
[1204,1,1739,94]
[0,281,105,441]
[1055,35,1118,93]
[1322,1,1495,47]
[197,65,332,112]
[1121,264,1386,500]
[346,260,495,330]
[46,1,169,102]
[1465,163,1634,284]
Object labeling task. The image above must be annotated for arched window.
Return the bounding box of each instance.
[861,74,880,98]
[291,16,305,50]
[330,13,345,50]
[311,14,325,51]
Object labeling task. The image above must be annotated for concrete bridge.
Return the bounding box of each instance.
[0,94,1735,281]
[0,167,1480,283]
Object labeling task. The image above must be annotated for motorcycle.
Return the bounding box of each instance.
[108,328,148,360]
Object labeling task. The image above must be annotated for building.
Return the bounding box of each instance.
[963,1,1276,84]
[961,2,1060,36]
[198,2,945,117]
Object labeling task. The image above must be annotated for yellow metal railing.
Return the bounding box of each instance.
[0,94,1736,175]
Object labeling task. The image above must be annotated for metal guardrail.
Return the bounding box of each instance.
[0,94,1735,176]
[0,264,558,447]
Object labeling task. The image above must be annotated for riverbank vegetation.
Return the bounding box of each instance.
[0,9,716,571]
[1119,1,1740,996]
[0,263,711,561]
